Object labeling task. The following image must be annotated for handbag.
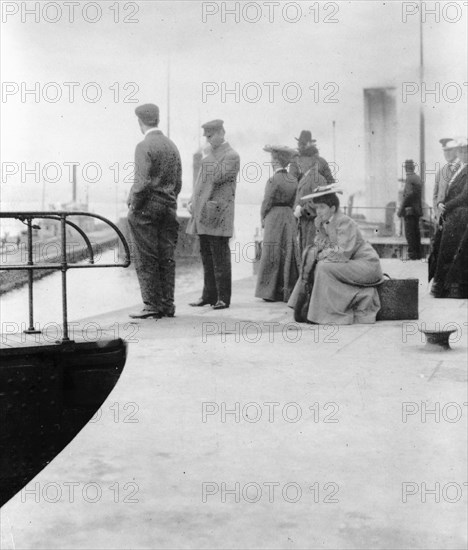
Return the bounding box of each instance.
[376,273,419,320]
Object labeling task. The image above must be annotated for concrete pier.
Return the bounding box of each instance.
[1,260,467,549]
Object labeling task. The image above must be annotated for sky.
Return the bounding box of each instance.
[1,0,467,217]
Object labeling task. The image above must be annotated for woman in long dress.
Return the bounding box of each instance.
[255,146,299,302]
[288,186,384,324]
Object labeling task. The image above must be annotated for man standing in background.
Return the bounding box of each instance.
[127,103,182,319]
[433,138,460,223]
[398,159,423,260]
[187,120,240,310]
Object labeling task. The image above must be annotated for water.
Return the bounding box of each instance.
[0,204,260,328]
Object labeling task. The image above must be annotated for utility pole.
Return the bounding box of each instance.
[419,13,425,201]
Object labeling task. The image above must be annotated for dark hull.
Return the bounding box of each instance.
[0,338,127,507]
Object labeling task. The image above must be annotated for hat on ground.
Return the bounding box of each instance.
[301,184,343,201]
[135,104,159,125]
[263,145,297,155]
[202,119,224,135]
[295,130,316,145]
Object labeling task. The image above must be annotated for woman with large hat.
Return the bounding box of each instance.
[288,185,384,324]
[255,146,300,302]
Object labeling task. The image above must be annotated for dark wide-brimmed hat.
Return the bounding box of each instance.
[135,104,160,125]
[295,130,316,145]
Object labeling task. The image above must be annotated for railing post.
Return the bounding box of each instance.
[24,218,41,334]
[60,214,70,342]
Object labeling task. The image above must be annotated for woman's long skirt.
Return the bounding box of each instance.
[255,207,299,302]
[288,245,383,325]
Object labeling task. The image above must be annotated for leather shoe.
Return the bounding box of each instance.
[189,298,214,307]
[212,300,229,310]
[129,309,162,319]
[163,306,175,317]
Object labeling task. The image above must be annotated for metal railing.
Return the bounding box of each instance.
[0,211,131,342]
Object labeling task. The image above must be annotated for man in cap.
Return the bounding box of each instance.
[289,130,335,184]
[186,119,240,309]
[433,138,460,223]
[397,159,423,260]
[127,103,182,318]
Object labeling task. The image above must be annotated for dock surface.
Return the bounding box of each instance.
[1,259,467,549]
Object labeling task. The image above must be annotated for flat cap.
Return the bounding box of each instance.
[263,144,297,155]
[439,138,453,147]
[404,159,415,167]
[135,104,160,125]
[202,119,224,135]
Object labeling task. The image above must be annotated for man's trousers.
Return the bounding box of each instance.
[403,216,422,260]
[128,203,179,313]
[199,235,232,305]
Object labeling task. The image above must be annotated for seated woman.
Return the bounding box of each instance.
[255,145,300,302]
[288,185,384,324]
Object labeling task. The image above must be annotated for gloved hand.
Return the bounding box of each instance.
[294,205,302,219]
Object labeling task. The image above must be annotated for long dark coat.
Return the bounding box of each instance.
[431,165,468,297]
[186,142,240,238]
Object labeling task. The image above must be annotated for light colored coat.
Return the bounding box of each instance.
[288,212,383,324]
[186,142,240,237]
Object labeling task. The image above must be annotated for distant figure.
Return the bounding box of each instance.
[127,103,182,319]
[398,159,422,260]
[288,185,383,325]
[289,130,335,183]
[187,120,240,310]
[294,163,327,254]
[433,139,460,223]
[430,138,468,298]
[255,145,299,302]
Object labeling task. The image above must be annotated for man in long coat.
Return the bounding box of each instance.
[398,159,423,260]
[127,103,182,318]
[433,139,460,223]
[431,139,468,298]
[187,120,240,309]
